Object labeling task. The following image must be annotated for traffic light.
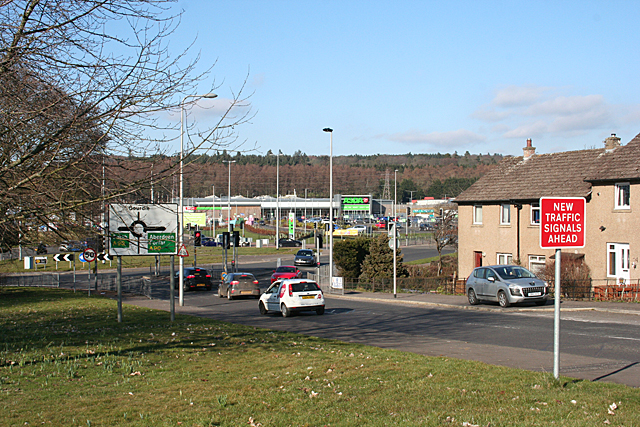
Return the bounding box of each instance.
[316,233,323,249]
[233,230,240,247]
[194,230,202,246]
[222,232,230,249]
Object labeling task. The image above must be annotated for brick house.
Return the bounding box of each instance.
[455,133,640,291]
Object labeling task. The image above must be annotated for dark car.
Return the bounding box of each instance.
[202,237,218,247]
[294,249,316,266]
[278,238,302,247]
[175,267,212,292]
[219,272,260,300]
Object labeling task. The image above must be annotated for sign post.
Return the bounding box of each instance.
[540,197,586,379]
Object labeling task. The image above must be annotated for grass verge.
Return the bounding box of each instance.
[1,287,638,426]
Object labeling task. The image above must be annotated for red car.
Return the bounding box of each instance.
[271,265,302,283]
[374,221,387,229]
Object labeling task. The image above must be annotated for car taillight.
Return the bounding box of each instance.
[187,275,195,279]
[231,280,239,285]
[253,280,259,284]
[206,274,211,278]
[288,284,293,298]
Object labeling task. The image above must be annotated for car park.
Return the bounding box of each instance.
[278,238,302,247]
[271,265,303,283]
[465,265,549,307]
[175,267,212,292]
[258,279,325,317]
[218,272,260,300]
[294,249,316,266]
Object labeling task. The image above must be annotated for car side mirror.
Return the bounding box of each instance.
[488,276,495,282]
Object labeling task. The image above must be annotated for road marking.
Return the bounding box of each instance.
[567,332,640,342]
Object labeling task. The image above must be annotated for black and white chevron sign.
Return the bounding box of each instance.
[53,253,75,262]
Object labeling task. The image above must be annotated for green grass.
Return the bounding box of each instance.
[405,252,457,266]
[1,288,638,426]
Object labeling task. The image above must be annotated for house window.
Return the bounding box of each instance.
[615,182,630,209]
[528,255,545,274]
[531,202,540,225]
[473,205,483,224]
[497,253,513,265]
[500,204,511,225]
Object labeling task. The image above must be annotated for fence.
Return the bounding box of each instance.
[1,273,152,298]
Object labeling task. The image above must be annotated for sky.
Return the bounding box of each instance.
[162,0,640,157]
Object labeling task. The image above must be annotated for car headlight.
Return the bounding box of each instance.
[509,285,522,296]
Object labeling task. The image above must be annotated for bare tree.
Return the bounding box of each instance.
[432,203,458,275]
[0,0,252,251]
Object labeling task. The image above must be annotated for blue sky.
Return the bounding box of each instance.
[165,0,640,157]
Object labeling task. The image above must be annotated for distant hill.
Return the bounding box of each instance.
[124,151,503,203]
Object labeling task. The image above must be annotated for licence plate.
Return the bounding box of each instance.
[197,283,205,287]
[302,295,315,299]
[529,292,542,297]
[241,291,253,295]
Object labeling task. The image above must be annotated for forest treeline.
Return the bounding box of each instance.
[139,150,502,203]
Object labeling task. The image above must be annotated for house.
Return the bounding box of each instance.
[455,133,640,289]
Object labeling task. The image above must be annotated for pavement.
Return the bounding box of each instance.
[325,288,640,316]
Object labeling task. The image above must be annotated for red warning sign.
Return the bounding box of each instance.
[540,197,585,249]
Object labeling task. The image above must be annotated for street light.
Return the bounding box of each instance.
[323,128,333,290]
[393,169,398,298]
[179,92,217,307]
[276,152,280,249]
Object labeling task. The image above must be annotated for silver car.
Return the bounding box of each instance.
[294,249,316,266]
[466,265,549,307]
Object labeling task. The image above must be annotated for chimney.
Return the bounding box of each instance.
[523,138,536,159]
[604,133,621,151]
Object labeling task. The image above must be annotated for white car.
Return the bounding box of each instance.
[348,224,367,233]
[259,279,325,317]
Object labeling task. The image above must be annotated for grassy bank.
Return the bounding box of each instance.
[1,287,638,426]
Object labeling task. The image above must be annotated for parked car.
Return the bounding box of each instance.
[373,222,387,229]
[348,224,367,233]
[218,272,260,300]
[466,265,549,307]
[278,238,302,247]
[258,279,325,317]
[175,267,212,292]
[294,249,316,266]
[271,265,302,283]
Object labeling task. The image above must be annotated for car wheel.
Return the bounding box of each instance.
[227,289,233,301]
[467,288,478,305]
[498,290,510,308]
[316,306,325,315]
[535,300,547,306]
[259,301,267,315]
[281,303,291,317]
[218,287,224,298]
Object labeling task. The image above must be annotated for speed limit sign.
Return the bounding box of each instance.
[83,247,97,263]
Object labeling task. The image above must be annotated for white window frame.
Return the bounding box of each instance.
[615,182,630,209]
[497,253,513,265]
[530,202,540,225]
[500,204,511,225]
[528,255,545,274]
[473,205,483,224]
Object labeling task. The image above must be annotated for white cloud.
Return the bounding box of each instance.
[381,129,485,148]
[492,85,546,107]
[525,95,605,116]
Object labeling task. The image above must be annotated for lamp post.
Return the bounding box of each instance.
[276,152,280,249]
[323,128,333,289]
[179,92,217,307]
[393,169,398,298]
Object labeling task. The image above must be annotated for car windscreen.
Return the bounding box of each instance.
[296,250,313,256]
[291,282,320,292]
[494,266,536,280]
[276,267,297,273]
[232,274,256,282]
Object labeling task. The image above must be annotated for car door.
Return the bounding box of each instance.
[484,268,499,300]
[471,268,486,297]
[265,282,281,311]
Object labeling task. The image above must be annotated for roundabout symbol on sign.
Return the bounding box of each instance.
[83,248,97,263]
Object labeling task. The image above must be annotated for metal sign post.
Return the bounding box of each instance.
[540,197,586,379]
